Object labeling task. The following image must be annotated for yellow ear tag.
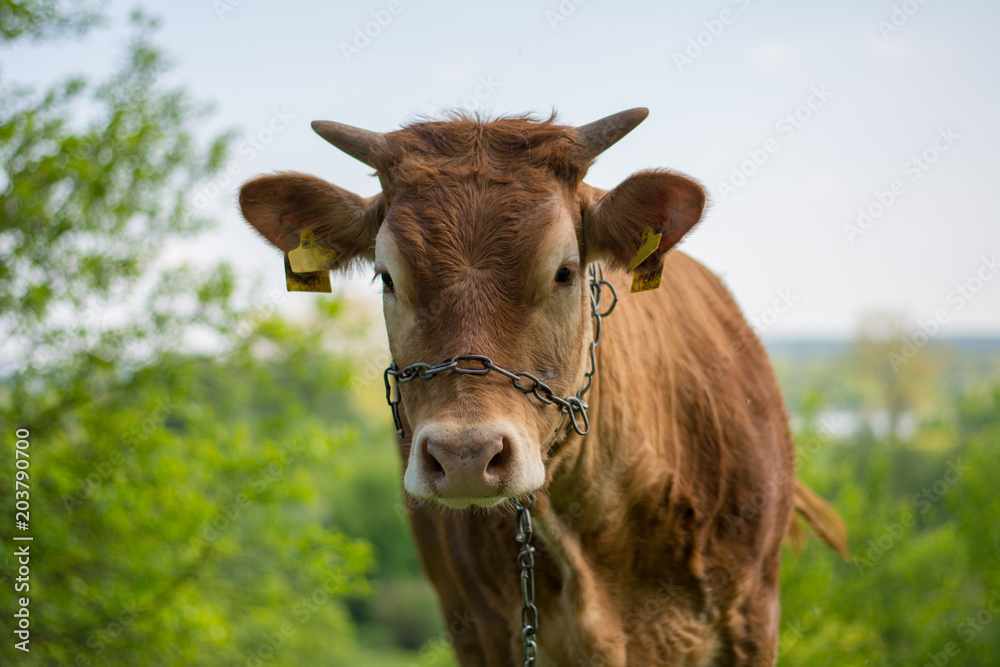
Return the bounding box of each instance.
[628,226,665,293]
[284,256,332,293]
[288,230,339,274]
[627,226,662,272]
[630,258,664,293]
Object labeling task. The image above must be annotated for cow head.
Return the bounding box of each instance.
[239,110,705,509]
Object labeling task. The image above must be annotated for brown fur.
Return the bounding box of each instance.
[239,113,848,666]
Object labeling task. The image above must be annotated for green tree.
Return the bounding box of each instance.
[0,6,232,384]
[849,310,937,440]
[0,0,102,42]
[0,4,390,664]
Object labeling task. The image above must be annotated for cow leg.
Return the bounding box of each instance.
[725,567,781,667]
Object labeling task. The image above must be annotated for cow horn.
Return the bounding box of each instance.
[575,107,650,159]
[311,120,387,168]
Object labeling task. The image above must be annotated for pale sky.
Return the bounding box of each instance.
[5,0,999,337]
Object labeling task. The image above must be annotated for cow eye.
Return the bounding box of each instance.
[380,272,395,294]
[554,266,572,283]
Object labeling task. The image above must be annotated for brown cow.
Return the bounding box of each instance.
[239,109,847,666]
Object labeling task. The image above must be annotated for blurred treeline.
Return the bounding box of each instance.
[771,344,1000,665]
[1,3,998,665]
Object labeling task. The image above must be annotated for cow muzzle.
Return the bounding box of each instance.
[404,421,544,509]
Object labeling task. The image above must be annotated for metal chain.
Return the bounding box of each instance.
[383,264,617,441]
[514,492,538,666]
[381,263,618,667]
[577,263,617,402]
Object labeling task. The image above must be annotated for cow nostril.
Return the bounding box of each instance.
[422,443,446,480]
[486,440,510,474]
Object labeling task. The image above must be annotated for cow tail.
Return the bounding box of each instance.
[787,480,850,561]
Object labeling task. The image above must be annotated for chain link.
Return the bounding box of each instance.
[514,493,538,666]
[381,263,618,666]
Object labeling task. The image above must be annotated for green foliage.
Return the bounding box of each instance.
[0,0,103,43]
[0,7,233,378]
[327,443,423,580]
[0,318,376,665]
[779,386,1000,665]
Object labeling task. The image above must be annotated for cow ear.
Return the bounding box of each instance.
[239,172,384,265]
[582,170,706,273]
